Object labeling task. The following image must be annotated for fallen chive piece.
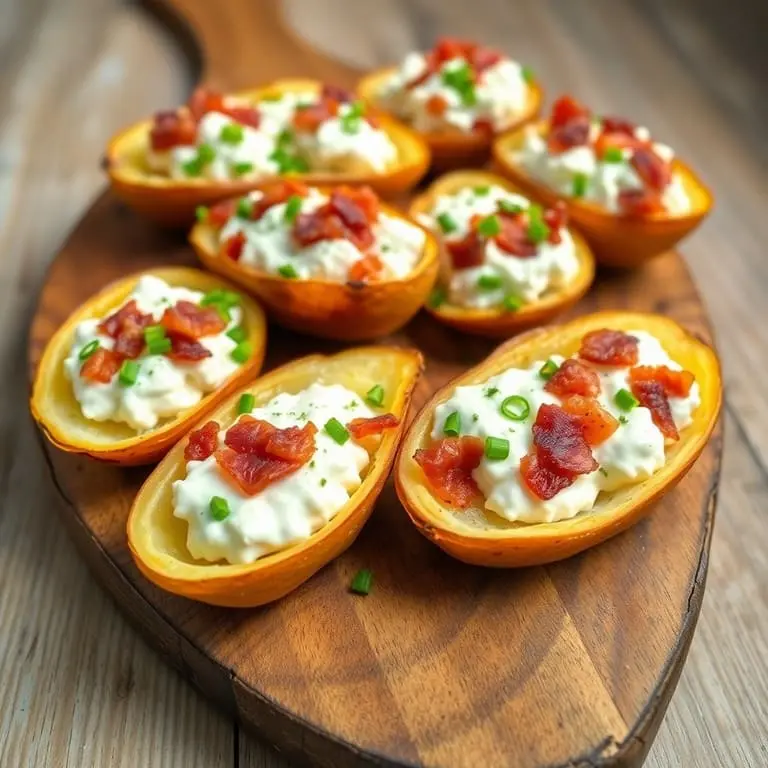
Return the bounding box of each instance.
[500,395,530,421]
[232,161,254,176]
[477,273,503,291]
[521,65,535,84]
[278,264,298,279]
[283,194,303,223]
[147,337,172,355]
[78,340,100,361]
[477,214,501,238]
[118,360,139,387]
[237,393,255,414]
[572,172,589,199]
[143,324,166,342]
[231,340,252,364]
[499,199,524,215]
[197,143,216,164]
[324,417,349,445]
[366,384,385,407]
[503,294,522,312]
[195,205,209,223]
[485,436,510,461]
[615,388,639,411]
[443,410,461,437]
[226,325,247,343]
[473,185,490,196]
[209,496,230,521]
[436,212,458,234]
[428,286,447,308]
[220,123,244,144]
[603,147,624,164]
[539,359,559,380]
[350,568,373,595]
[236,197,252,218]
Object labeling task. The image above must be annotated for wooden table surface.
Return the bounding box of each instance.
[1,0,766,766]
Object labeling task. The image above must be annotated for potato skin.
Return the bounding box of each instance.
[409,170,595,337]
[30,267,267,465]
[105,79,431,226]
[395,311,722,567]
[357,67,543,171]
[492,123,714,267]
[190,191,440,341]
[127,346,423,607]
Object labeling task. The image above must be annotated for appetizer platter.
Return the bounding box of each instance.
[27,2,722,767]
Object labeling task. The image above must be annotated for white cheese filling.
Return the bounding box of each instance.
[173,383,376,564]
[377,53,529,133]
[419,184,579,307]
[219,188,426,281]
[63,276,242,432]
[514,124,690,214]
[430,330,700,524]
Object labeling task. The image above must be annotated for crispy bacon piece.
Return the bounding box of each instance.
[414,436,484,509]
[631,379,679,441]
[472,117,495,137]
[80,348,122,384]
[98,300,153,360]
[520,454,574,501]
[187,87,226,120]
[617,188,664,216]
[161,300,226,339]
[321,83,354,104]
[561,396,619,446]
[447,231,485,269]
[250,180,309,220]
[216,417,317,495]
[292,85,351,133]
[631,147,671,192]
[347,414,399,440]
[149,110,197,151]
[185,420,220,462]
[166,333,212,362]
[600,116,637,135]
[629,365,694,398]
[494,211,538,258]
[222,232,246,261]
[579,329,639,367]
[206,199,237,227]
[545,359,601,399]
[543,201,568,245]
[221,104,261,129]
[547,95,591,154]
[426,95,448,116]
[348,254,384,283]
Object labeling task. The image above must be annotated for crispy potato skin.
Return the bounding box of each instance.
[190,192,440,341]
[395,311,722,567]
[105,79,430,226]
[492,122,713,267]
[127,346,423,607]
[409,170,595,337]
[357,68,543,171]
[30,267,267,465]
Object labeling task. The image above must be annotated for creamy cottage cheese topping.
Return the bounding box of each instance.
[219,187,426,281]
[173,383,375,564]
[430,331,700,524]
[420,183,579,308]
[64,276,243,431]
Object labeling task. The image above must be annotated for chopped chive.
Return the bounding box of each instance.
[436,212,458,234]
[209,496,230,521]
[181,157,203,177]
[147,337,172,355]
[572,172,589,198]
[278,264,298,279]
[276,128,294,148]
[283,195,303,223]
[236,197,252,218]
[143,324,166,342]
[484,436,510,461]
[503,294,523,312]
[201,289,241,309]
[521,65,535,84]
[441,62,477,106]
[477,214,501,238]
[477,273,503,291]
[350,568,373,595]
[615,388,639,411]
[366,384,385,407]
[232,161,254,176]
[442,410,461,437]
[78,340,100,361]
[526,204,550,244]
[485,386,500,398]
[231,340,252,364]
[428,286,447,308]
[118,359,139,387]
[499,199,524,215]
[197,143,216,164]
[320,477,327,487]
[539,359,559,380]
[237,393,255,414]
[226,325,247,343]
[195,205,209,223]
[619,415,629,425]
[220,123,244,144]
[500,395,530,421]
[473,185,490,196]
[269,147,309,174]
[324,417,349,445]
[603,147,624,164]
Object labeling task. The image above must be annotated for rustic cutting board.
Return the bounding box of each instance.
[27,1,722,766]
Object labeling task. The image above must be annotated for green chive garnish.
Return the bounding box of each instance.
[441,63,477,106]
[118,360,139,387]
[521,65,535,84]
[78,340,100,361]
[572,172,589,198]
[443,410,461,437]
[236,198,252,218]
[603,147,624,163]
[232,161,254,176]
[477,214,501,238]
[197,143,216,164]
[283,195,303,223]
[366,384,385,407]
[615,388,639,411]
[276,128,294,148]
[231,340,252,364]
[428,286,447,309]
[503,294,522,312]
[477,274,503,291]
[226,325,247,343]
[181,157,203,177]
[473,185,490,196]
[500,395,530,421]
[220,123,244,144]
[350,568,373,595]
[526,204,550,244]
[147,337,172,355]
[143,325,165,342]
[269,148,309,174]
[485,436,510,461]
[278,264,298,279]
[499,200,524,215]
[201,289,241,309]
[237,393,255,414]
[209,496,230,521]
[436,212,458,234]
[195,205,209,223]
[539,359,559,380]
[324,417,349,445]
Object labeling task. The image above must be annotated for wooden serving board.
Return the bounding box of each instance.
[27,2,723,767]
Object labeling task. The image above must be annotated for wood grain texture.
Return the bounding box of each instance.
[2,0,766,766]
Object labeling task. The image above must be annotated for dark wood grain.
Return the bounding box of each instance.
[26,2,722,766]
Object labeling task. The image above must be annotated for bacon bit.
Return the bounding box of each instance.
[426,95,448,116]
[291,86,351,133]
[629,365,695,398]
[631,147,671,192]
[250,180,310,221]
[216,417,317,495]
[206,199,237,228]
[414,436,484,509]
[80,348,122,384]
[185,420,220,462]
[601,116,637,135]
[166,333,212,362]
[187,87,226,120]
[472,117,495,137]
[98,300,153,360]
[447,231,485,269]
[494,211,538,258]
[161,300,226,339]
[631,379,679,441]
[561,396,619,446]
[221,104,261,129]
[547,95,591,154]
[348,254,383,283]
[545,359,601,398]
[321,84,354,104]
[223,232,246,261]
[543,201,568,245]
[149,110,197,151]
[618,188,664,216]
[579,329,639,367]
[347,414,399,440]
[520,454,574,501]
